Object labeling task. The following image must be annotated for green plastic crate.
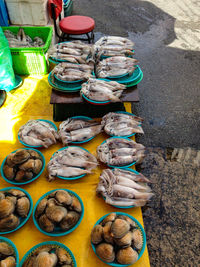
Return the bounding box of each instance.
[64,0,73,17]
[2,26,53,75]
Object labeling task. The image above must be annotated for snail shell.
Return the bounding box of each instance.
[11,149,30,164]
[46,205,67,223]
[8,189,25,198]
[96,243,115,263]
[16,197,30,217]
[60,211,80,230]
[56,248,72,265]
[132,229,143,250]
[103,222,114,244]
[69,197,82,213]
[111,218,130,238]
[116,247,138,265]
[38,214,54,232]
[3,165,15,180]
[35,198,47,218]
[115,231,132,247]
[91,224,103,245]
[55,191,72,206]
[0,199,15,219]
[0,214,20,231]
[34,251,57,267]
[0,256,16,267]
[0,242,14,255]
[101,213,116,226]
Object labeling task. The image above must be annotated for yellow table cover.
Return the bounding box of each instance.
[0,76,150,267]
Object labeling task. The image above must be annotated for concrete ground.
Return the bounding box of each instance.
[73,0,200,266]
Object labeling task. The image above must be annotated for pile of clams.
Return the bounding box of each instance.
[0,189,31,232]
[0,241,17,267]
[34,190,83,235]
[2,149,44,183]
[22,243,75,267]
[91,213,144,265]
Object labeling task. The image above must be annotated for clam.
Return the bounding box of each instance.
[132,229,143,250]
[69,197,82,213]
[15,170,25,182]
[23,255,36,267]
[60,211,80,230]
[0,193,5,200]
[46,205,67,223]
[0,242,14,255]
[34,251,57,267]
[0,256,16,267]
[35,246,51,255]
[8,189,25,198]
[12,149,30,164]
[19,159,35,171]
[56,248,72,265]
[5,196,17,205]
[101,213,116,226]
[24,171,34,180]
[103,222,114,244]
[3,165,15,180]
[116,247,138,265]
[16,197,30,217]
[33,159,43,174]
[38,214,54,232]
[115,231,132,247]
[111,218,130,238]
[91,224,103,245]
[0,214,19,231]
[55,191,72,206]
[29,150,42,160]
[35,198,47,218]
[6,155,15,167]
[96,243,115,263]
[0,199,15,219]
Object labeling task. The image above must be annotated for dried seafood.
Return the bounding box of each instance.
[97,138,145,166]
[81,78,126,102]
[3,149,43,183]
[0,189,30,232]
[96,169,153,207]
[35,190,82,234]
[18,120,59,148]
[91,213,143,265]
[47,147,98,181]
[102,112,144,136]
[59,117,102,145]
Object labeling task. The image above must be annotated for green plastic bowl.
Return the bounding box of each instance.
[0,237,19,266]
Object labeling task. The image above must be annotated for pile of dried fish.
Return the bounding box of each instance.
[4,28,44,48]
[102,112,144,136]
[53,62,93,82]
[3,149,43,183]
[47,147,98,181]
[97,138,145,166]
[81,78,126,102]
[0,241,17,267]
[59,117,102,145]
[93,36,134,59]
[96,56,138,78]
[48,40,92,64]
[91,213,143,265]
[35,190,82,234]
[22,243,74,267]
[97,169,153,207]
[0,189,30,232]
[18,120,59,148]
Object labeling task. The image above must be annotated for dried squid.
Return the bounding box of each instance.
[81,78,126,102]
[47,147,98,181]
[97,138,145,166]
[18,120,59,148]
[102,112,144,136]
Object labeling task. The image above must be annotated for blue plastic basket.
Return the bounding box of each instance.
[0,187,33,234]
[33,189,84,237]
[0,148,45,185]
[0,237,19,265]
[19,241,77,267]
[91,212,146,267]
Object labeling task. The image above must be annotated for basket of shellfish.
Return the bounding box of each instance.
[0,187,33,234]
[19,241,76,267]
[1,148,45,185]
[0,237,19,266]
[91,212,146,266]
[33,189,84,236]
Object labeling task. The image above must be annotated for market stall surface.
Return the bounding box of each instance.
[0,75,150,267]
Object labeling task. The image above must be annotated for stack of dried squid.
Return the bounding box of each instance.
[97,169,153,207]
[102,112,144,136]
[47,147,98,181]
[58,117,102,146]
[81,78,126,102]
[97,138,145,166]
[96,56,138,78]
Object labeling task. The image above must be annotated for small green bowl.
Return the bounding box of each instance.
[0,187,33,235]
[19,241,77,267]
[33,189,84,237]
[0,237,19,266]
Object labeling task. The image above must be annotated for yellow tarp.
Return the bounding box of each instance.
[0,75,150,267]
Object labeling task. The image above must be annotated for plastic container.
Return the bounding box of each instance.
[63,0,73,17]
[1,148,45,185]
[19,241,77,267]
[33,189,84,237]
[2,26,53,75]
[0,187,33,235]
[0,237,19,265]
[91,212,146,267]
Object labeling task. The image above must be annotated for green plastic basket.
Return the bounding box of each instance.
[2,26,53,75]
[64,0,73,17]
